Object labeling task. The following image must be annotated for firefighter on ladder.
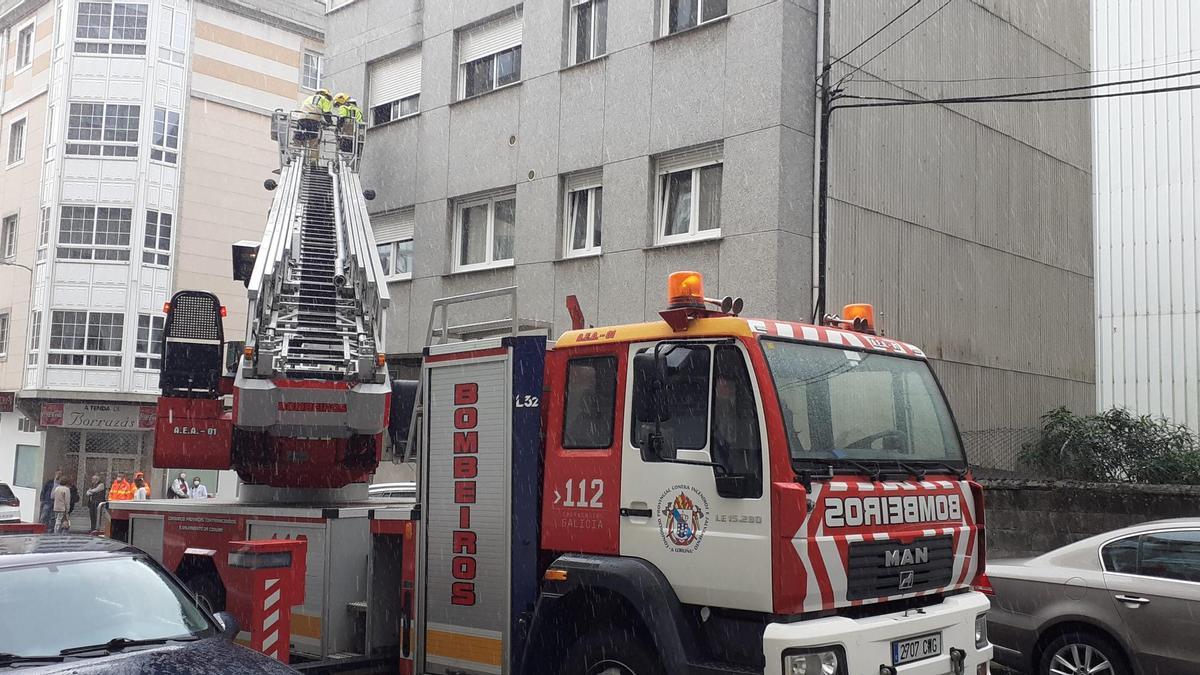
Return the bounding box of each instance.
[334,93,363,158]
[296,88,333,163]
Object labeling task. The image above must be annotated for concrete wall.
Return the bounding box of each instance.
[983,479,1200,559]
[325,0,818,354]
[826,0,1095,467]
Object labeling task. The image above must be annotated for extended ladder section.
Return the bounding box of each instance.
[242,113,390,384]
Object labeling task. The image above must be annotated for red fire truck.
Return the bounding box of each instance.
[111,114,992,675]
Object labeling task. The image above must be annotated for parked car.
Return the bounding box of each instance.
[0,534,299,673]
[987,518,1200,675]
[368,481,416,501]
[0,483,20,523]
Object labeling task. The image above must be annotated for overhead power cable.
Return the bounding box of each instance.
[851,53,1200,85]
[835,0,957,88]
[820,0,924,80]
[832,80,1200,110]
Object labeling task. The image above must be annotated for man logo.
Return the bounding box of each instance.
[883,546,929,567]
[898,570,915,590]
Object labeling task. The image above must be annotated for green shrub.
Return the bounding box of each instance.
[1020,407,1200,484]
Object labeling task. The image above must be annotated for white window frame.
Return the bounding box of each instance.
[654,151,723,246]
[157,4,187,64]
[56,205,133,262]
[150,106,180,164]
[563,172,602,258]
[7,117,27,166]
[1,213,17,260]
[135,314,163,370]
[325,0,360,12]
[569,0,607,65]
[452,191,516,273]
[48,310,124,367]
[36,206,50,262]
[14,21,34,72]
[28,309,40,365]
[74,1,150,56]
[372,208,415,281]
[377,239,413,281]
[301,50,323,91]
[660,0,727,37]
[66,102,141,158]
[0,312,9,358]
[457,10,523,100]
[369,49,421,127]
[142,209,172,266]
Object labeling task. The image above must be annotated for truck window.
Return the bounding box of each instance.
[711,346,762,491]
[630,344,710,450]
[562,356,618,449]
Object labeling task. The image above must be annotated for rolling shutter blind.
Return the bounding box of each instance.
[565,168,603,192]
[656,142,724,174]
[459,9,523,64]
[372,209,414,243]
[370,50,422,106]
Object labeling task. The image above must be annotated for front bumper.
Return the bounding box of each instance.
[764,592,993,675]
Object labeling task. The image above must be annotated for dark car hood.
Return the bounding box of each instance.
[20,637,297,674]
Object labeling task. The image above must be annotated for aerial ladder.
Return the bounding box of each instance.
[152,111,393,491]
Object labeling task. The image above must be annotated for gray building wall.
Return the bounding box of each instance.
[325,0,1094,469]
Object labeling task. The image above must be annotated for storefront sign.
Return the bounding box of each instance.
[39,403,157,430]
[0,392,13,413]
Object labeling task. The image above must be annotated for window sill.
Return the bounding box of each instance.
[448,260,515,276]
[384,274,413,283]
[561,52,608,74]
[369,112,419,131]
[560,250,602,261]
[653,14,730,44]
[452,81,522,107]
[55,257,133,265]
[13,64,32,76]
[644,232,722,251]
[6,158,25,169]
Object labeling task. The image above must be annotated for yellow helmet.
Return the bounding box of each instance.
[334,92,349,104]
[315,88,331,98]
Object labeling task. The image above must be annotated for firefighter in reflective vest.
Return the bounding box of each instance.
[335,95,364,154]
[108,472,135,501]
[296,88,333,160]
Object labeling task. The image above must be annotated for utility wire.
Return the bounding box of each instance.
[841,66,1200,104]
[834,0,957,88]
[850,53,1200,85]
[820,0,924,80]
[832,80,1200,110]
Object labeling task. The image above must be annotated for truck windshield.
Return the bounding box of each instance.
[761,338,965,465]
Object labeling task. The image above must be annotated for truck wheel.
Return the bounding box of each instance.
[1038,630,1129,675]
[559,628,663,675]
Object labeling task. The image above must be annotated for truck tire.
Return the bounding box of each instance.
[559,628,664,675]
[1038,630,1130,675]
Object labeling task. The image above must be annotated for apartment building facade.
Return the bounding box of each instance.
[325,0,1094,470]
[0,0,322,518]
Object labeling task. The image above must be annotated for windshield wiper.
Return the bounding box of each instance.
[59,635,201,657]
[0,652,66,666]
[911,460,969,480]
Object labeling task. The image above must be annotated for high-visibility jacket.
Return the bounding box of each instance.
[339,103,363,124]
[301,93,332,118]
[108,479,135,501]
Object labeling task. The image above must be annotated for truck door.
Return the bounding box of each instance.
[619,340,773,612]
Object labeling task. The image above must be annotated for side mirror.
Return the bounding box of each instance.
[636,424,677,463]
[214,611,239,640]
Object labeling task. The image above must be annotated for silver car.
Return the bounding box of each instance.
[987,518,1200,675]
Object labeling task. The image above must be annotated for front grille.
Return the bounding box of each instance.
[846,535,954,600]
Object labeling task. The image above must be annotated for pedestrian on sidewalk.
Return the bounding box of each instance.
[84,474,107,532]
[189,477,209,500]
[108,472,134,502]
[39,468,62,528]
[170,472,189,499]
[52,478,73,533]
[133,477,148,501]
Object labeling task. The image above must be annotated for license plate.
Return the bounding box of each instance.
[892,632,941,666]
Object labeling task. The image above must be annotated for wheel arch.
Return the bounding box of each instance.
[1033,617,1134,675]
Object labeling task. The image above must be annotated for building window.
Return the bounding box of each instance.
[663,0,727,35]
[135,314,163,369]
[0,313,8,357]
[562,356,617,448]
[48,310,123,367]
[301,50,323,91]
[28,310,40,365]
[66,103,141,157]
[150,107,179,163]
[369,50,421,126]
[372,208,414,280]
[1,214,16,259]
[143,210,172,266]
[563,170,602,258]
[14,445,39,489]
[570,0,607,64]
[453,191,515,272]
[57,206,132,261]
[458,10,523,100]
[75,1,149,55]
[157,5,187,63]
[43,105,55,160]
[15,23,34,70]
[36,206,49,262]
[7,119,26,165]
[17,416,37,433]
[655,144,723,244]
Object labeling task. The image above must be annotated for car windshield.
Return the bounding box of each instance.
[761,338,965,465]
[0,555,212,657]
